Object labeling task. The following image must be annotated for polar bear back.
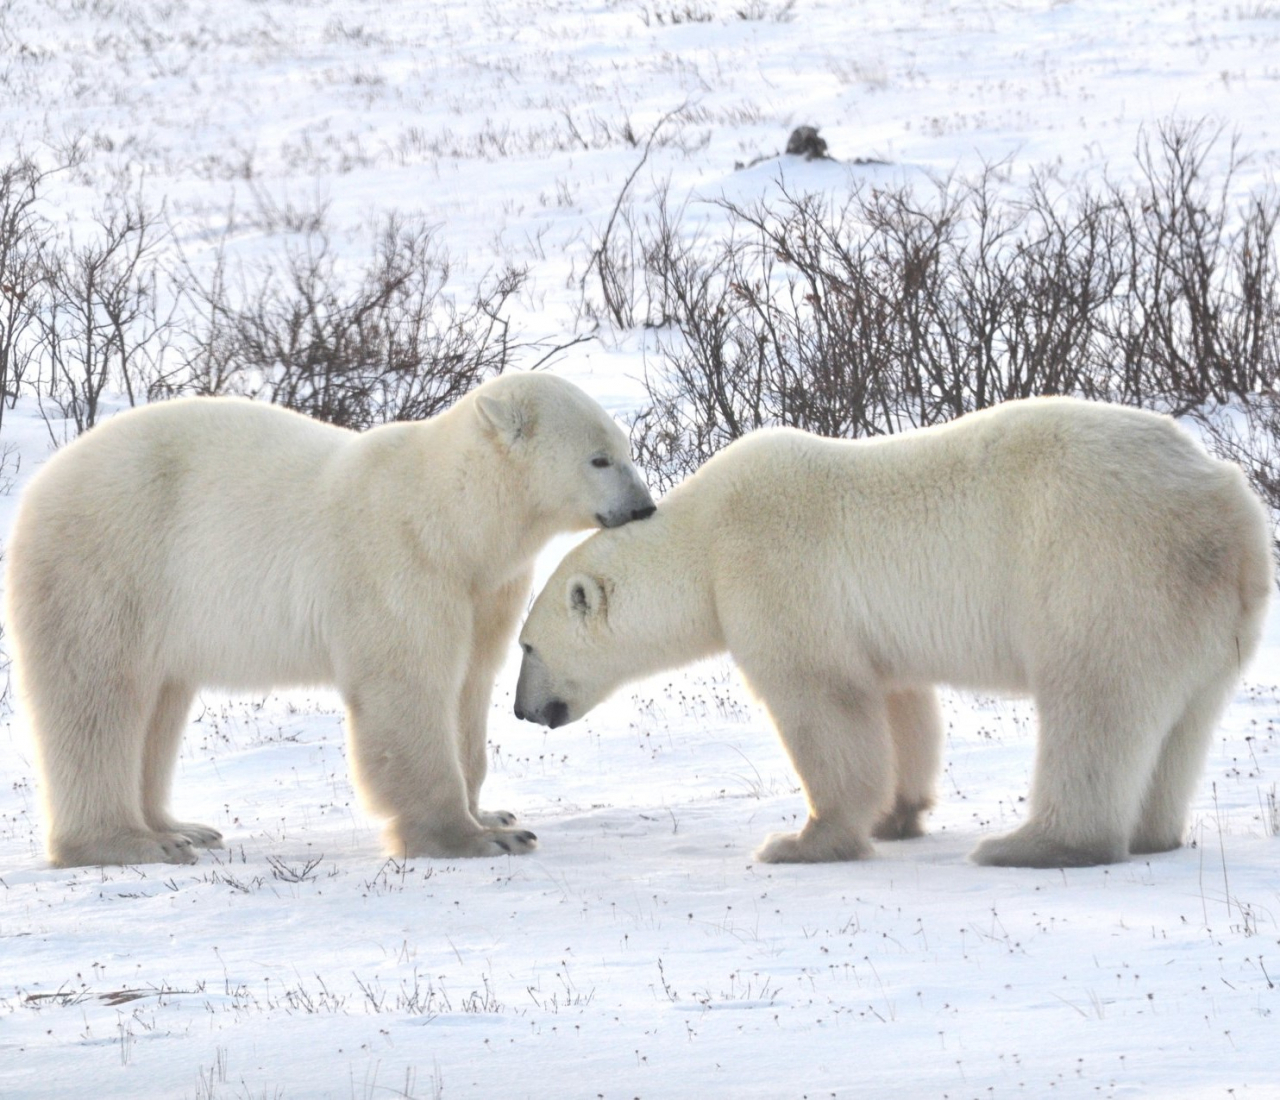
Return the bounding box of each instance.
[8,399,372,690]
[678,398,1269,695]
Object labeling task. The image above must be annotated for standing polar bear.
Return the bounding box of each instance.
[515,398,1273,868]
[7,373,655,868]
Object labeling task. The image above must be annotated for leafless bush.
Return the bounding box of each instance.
[1096,121,1280,411]
[580,103,695,331]
[611,120,1280,493]
[736,0,797,19]
[35,191,174,437]
[0,156,55,430]
[174,214,527,429]
[242,181,331,236]
[1195,397,1280,553]
[3,154,535,437]
[638,4,715,26]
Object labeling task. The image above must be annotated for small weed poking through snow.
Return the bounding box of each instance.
[1262,783,1279,836]
[362,857,433,895]
[352,967,504,1018]
[265,854,324,883]
[194,1046,228,1100]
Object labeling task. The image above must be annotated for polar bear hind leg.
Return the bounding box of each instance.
[141,679,223,848]
[872,687,943,841]
[749,668,894,863]
[1129,671,1237,855]
[35,668,199,868]
[971,687,1178,868]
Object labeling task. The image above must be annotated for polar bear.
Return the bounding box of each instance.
[7,372,655,868]
[514,398,1273,868]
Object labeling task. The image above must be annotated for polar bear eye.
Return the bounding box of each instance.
[590,456,612,469]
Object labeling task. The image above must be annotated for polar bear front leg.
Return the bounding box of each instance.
[459,574,531,829]
[748,673,895,863]
[343,665,536,859]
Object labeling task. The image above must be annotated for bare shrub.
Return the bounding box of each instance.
[580,103,694,331]
[174,214,527,430]
[3,160,536,438]
[616,120,1280,492]
[629,170,1122,481]
[242,181,331,236]
[0,156,56,430]
[629,203,774,484]
[736,0,797,19]
[1094,120,1280,412]
[35,190,174,438]
[1196,397,1280,552]
[638,4,715,26]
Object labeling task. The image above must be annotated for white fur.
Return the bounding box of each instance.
[7,373,654,867]
[516,398,1273,868]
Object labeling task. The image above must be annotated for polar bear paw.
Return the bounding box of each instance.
[388,819,538,859]
[51,829,201,869]
[754,821,873,863]
[871,797,930,841]
[970,823,1127,868]
[489,828,537,854]
[475,809,519,827]
[156,820,224,848]
[1126,827,1184,856]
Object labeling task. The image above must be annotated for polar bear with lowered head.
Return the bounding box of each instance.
[515,397,1272,868]
[7,372,655,868]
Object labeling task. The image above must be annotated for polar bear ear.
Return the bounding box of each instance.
[476,393,528,446]
[566,574,607,619]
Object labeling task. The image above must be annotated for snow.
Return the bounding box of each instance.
[2,0,1279,1097]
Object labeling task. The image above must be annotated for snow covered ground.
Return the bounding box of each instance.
[2,1,1279,1096]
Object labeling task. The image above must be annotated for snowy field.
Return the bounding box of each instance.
[2,0,1280,1096]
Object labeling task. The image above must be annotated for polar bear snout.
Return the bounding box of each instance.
[513,690,570,728]
[516,698,569,728]
[595,487,656,528]
[513,647,573,727]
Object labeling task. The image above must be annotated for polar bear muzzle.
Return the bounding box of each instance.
[593,472,656,528]
[513,646,573,728]
[598,501,656,527]
[515,697,569,729]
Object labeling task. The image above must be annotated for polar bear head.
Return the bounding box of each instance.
[514,507,720,728]
[514,554,630,728]
[472,373,655,530]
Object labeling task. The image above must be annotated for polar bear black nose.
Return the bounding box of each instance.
[514,702,526,721]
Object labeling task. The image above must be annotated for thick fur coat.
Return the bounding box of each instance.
[515,398,1272,868]
[8,373,654,867]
